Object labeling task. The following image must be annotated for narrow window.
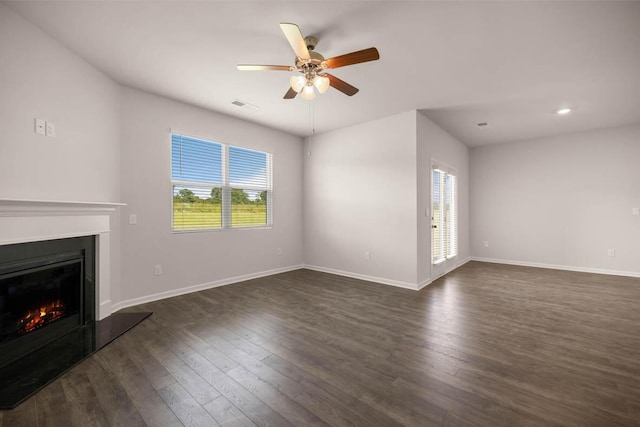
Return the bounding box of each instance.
[432,168,457,264]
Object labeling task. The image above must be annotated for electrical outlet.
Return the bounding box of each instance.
[129,214,137,225]
[276,247,282,256]
[364,251,371,261]
[154,264,162,275]
[633,207,639,216]
[607,249,615,257]
[484,241,489,248]
[45,121,56,138]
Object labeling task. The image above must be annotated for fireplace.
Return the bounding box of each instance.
[0,199,151,409]
[0,236,95,368]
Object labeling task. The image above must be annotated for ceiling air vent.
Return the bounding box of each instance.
[231,99,259,111]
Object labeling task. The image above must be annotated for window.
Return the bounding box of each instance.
[171,133,272,230]
[432,168,457,264]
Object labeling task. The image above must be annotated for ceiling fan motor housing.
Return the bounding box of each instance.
[296,51,326,72]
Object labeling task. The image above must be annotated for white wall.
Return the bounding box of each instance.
[1,3,304,311]
[116,87,304,306]
[17,0,636,308]
[0,3,123,303]
[303,111,419,287]
[470,124,640,276]
[0,4,120,203]
[417,112,470,284]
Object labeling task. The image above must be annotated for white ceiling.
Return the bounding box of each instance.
[5,1,640,147]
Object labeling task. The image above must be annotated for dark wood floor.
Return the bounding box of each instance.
[2,262,640,426]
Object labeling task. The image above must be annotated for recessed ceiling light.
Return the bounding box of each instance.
[556,108,571,115]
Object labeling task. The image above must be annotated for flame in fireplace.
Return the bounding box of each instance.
[17,300,66,335]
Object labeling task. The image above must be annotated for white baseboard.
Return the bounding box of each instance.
[417,278,432,290]
[98,299,111,321]
[471,257,640,278]
[111,258,479,314]
[111,264,305,313]
[430,256,472,282]
[306,257,474,292]
[303,264,422,291]
[457,257,472,268]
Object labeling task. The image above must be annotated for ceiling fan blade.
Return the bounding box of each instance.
[325,47,380,69]
[283,87,298,99]
[325,73,359,96]
[280,23,310,60]
[237,64,294,71]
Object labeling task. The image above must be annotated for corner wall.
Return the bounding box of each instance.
[470,124,640,276]
[417,112,470,284]
[0,4,120,203]
[0,3,123,304]
[116,87,305,307]
[302,110,471,289]
[303,111,420,287]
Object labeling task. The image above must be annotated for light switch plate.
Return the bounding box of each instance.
[35,118,45,135]
[45,121,56,138]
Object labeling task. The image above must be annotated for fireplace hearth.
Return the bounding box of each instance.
[0,235,151,409]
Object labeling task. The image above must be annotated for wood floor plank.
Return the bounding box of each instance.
[203,395,256,427]
[208,315,418,427]
[180,351,295,427]
[225,345,389,427]
[226,366,329,426]
[99,339,184,427]
[158,382,220,427]
[122,328,178,391]
[2,263,640,426]
[143,336,221,406]
[262,353,404,427]
[0,396,37,427]
[60,371,111,427]
[83,354,148,427]
[33,381,75,427]
[222,314,446,425]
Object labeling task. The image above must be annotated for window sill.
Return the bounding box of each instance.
[171,226,273,234]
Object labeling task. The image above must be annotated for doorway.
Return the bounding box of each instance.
[431,163,457,279]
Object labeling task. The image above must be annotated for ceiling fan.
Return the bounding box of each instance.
[237,23,380,100]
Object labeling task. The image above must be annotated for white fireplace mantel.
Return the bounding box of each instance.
[0,198,126,320]
[0,198,125,217]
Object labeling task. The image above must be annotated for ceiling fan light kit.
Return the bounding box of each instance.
[313,75,330,93]
[301,84,316,100]
[237,23,379,100]
[290,75,306,92]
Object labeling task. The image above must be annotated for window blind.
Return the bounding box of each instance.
[171,134,222,185]
[446,174,457,258]
[432,169,443,263]
[228,145,272,227]
[171,133,272,230]
[432,168,457,264]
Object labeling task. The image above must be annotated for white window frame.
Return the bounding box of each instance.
[171,132,273,232]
